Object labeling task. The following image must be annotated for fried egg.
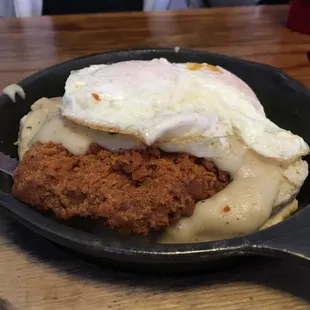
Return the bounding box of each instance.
[61,58,309,161]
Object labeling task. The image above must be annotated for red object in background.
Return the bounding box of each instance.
[287,0,310,34]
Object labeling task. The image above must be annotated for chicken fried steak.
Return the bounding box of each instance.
[13,142,230,235]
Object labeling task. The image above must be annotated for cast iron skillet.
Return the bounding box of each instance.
[1,48,310,273]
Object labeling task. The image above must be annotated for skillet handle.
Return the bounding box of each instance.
[245,206,310,265]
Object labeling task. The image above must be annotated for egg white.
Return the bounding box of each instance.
[61,58,309,161]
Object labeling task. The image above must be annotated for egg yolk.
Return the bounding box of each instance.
[187,63,221,72]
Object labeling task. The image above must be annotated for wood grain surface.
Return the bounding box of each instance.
[1,5,310,310]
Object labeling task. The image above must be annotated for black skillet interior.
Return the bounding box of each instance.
[1,48,310,273]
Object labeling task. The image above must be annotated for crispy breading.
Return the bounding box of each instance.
[13,142,230,235]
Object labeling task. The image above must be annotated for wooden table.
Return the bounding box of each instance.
[1,5,310,310]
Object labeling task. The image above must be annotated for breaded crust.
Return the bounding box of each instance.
[13,142,230,235]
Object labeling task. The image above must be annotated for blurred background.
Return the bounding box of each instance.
[0,0,289,17]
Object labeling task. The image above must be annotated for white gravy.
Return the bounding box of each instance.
[17,97,307,243]
[18,97,61,159]
[160,140,283,242]
[2,84,25,102]
[19,98,143,159]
